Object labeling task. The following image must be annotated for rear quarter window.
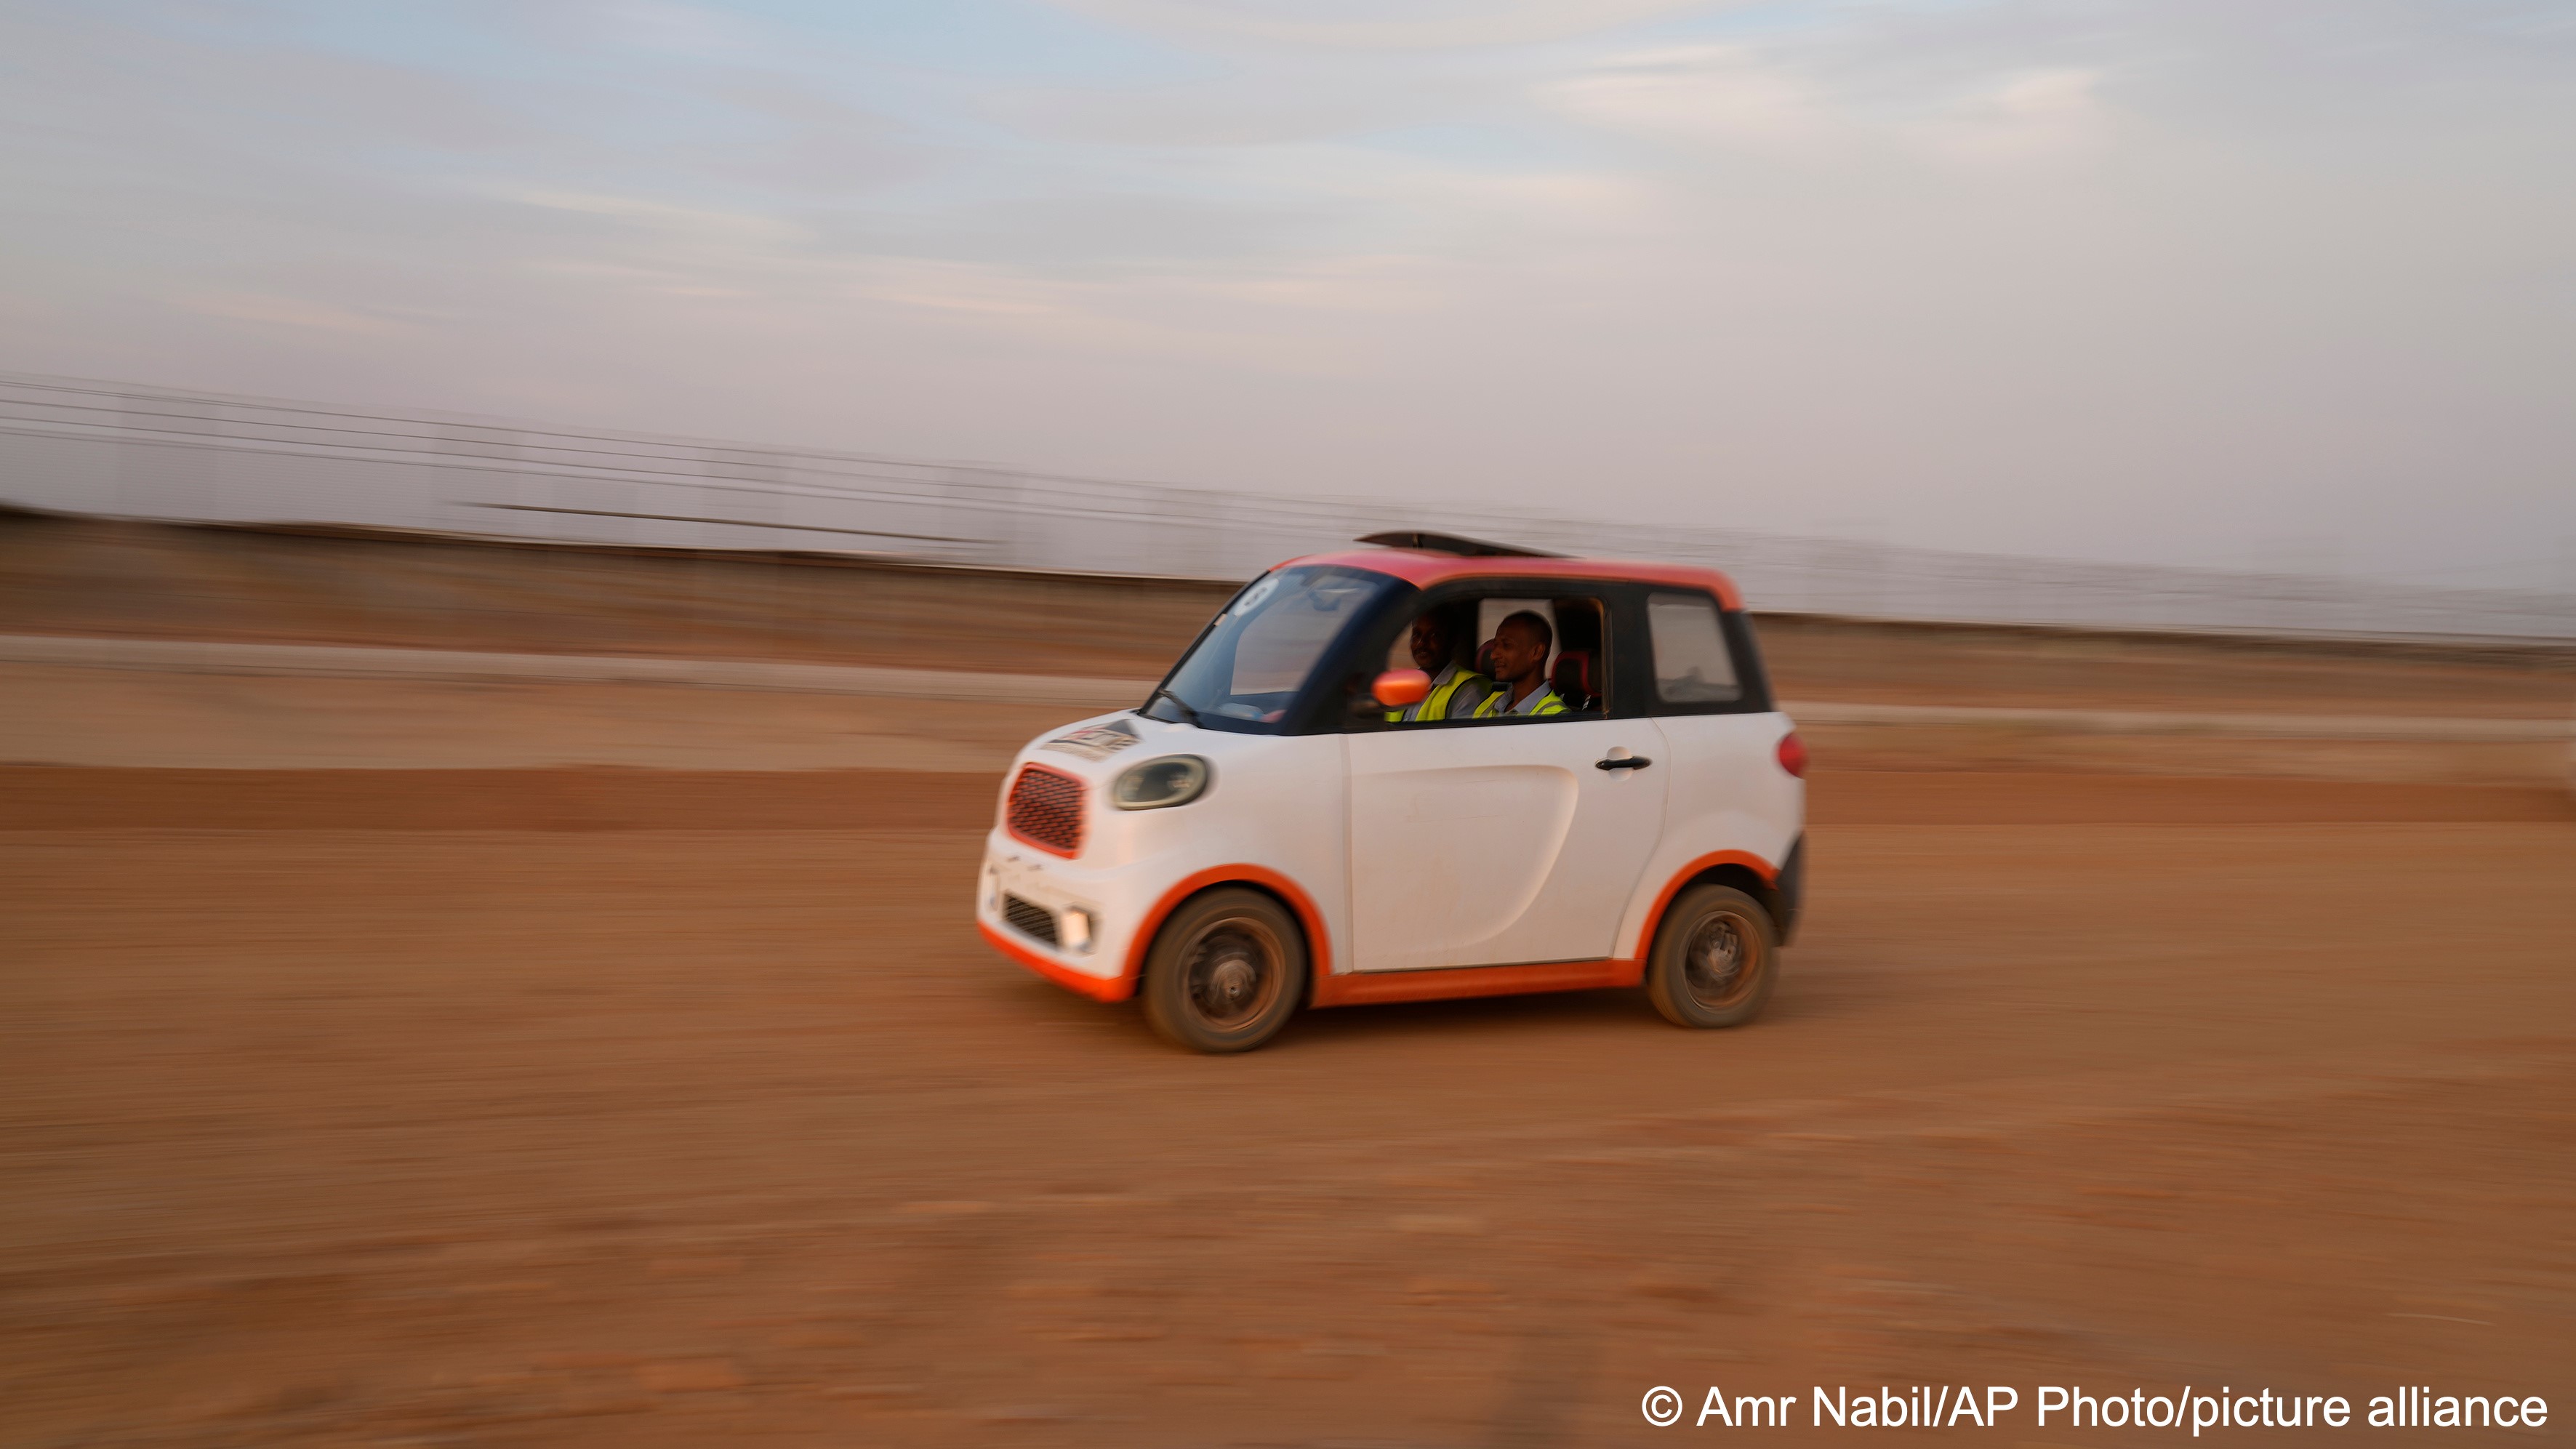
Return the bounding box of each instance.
[1646,592,1742,707]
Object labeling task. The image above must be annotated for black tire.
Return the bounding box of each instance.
[1140,888,1305,1053]
[1644,884,1779,1029]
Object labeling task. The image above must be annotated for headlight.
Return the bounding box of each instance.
[1111,754,1212,811]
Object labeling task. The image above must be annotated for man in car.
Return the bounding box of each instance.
[1472,610,1567,717]
[1387,608,1493,721]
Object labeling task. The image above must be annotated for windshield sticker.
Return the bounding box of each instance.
[1042,718,1142,760]
[1229,573,1281,617]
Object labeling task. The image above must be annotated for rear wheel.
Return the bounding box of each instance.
[1644,884,1778,1029]
[1141,888,1305,1053]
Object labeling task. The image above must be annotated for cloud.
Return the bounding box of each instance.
[827,190,1337,276]
[1040,0,1720,52]
[1547,40,2114,168]
[558,0,774,57]
[1903,67,2109,166]
[1546,43,1839,149]
[502,188,811,249]
[176,292,409,337]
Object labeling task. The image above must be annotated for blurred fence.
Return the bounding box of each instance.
[4,372,2569,643]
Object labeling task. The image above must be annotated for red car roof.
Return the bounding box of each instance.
[1285,548,1745,611]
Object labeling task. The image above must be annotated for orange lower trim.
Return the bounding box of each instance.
[1309,957,1638,1008]
[1626,848,1778,962]
[989,852,1778,1012]
[1312,849,1780,1007]
[1126,865,1335,995]
[980,919,1131,1003]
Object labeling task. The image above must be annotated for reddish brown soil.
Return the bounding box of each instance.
[3,766,2569,831]
[6,770,2572,1446]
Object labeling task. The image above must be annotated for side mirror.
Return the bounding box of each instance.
[1372,669,1432,709]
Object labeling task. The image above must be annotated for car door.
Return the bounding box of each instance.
[1343,593,1666,973]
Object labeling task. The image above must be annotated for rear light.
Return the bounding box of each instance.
[1776,731,1808,779]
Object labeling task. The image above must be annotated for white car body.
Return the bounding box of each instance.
[975,542,1805,1021]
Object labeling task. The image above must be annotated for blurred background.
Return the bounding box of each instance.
[4,1,2573,1445]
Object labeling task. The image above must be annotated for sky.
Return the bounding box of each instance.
[3,0,2572,589]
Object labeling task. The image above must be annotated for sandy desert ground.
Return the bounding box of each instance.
[4,518,2573,1447]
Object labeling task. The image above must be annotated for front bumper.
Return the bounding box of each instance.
[975,830,1173,1001]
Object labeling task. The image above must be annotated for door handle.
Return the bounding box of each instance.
[1594,755,1653,771]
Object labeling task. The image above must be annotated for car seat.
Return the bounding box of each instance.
[1549,649,1597,711]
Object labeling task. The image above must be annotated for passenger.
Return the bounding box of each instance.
[1387,611,1493,722]
[1472,611,1568,718]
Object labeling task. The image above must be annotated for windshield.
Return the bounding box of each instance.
[1147,565,1396,731]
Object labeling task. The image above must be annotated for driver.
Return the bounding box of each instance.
[1472,611,1567,717]
[1387,609,1493,722]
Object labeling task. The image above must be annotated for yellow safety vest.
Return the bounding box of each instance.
[1472,684,1567,718]
[1388,668,1492,723]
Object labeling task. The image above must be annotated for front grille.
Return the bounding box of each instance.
[1006,765,1085,855]
[1001,894,1057,945]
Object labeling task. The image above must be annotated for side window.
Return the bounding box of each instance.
[1472,595,1605,720]
[1647,592,1740,707]
[1369,591,1613,724]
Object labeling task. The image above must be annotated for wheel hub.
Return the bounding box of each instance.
[1207,952,1256,1006]
[1187,926,1276,1027]
[1685,917,1746,1003]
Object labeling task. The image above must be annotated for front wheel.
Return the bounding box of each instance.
[1644,884,1779,1029]
[1140,888,1305,1053]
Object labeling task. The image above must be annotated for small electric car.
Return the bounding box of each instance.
[975,531,1806,1053]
